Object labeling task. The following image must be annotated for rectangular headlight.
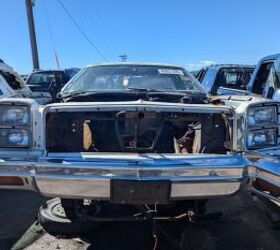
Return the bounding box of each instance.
[247,106,277,127]
[0,106,30,126]
[247,129,277,148]
[0,129,30,148]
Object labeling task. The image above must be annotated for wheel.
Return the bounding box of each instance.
[38,198,99,238]
[180,224,216,250]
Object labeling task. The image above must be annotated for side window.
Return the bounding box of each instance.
[0,71,22,90]
[0,76,6,96]
[251,61,278,95]
[275,58,280,86]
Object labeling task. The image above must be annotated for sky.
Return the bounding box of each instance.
[0,0,280,74]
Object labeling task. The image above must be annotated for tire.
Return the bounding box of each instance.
[38,198,99,238]
[180,225,216,250]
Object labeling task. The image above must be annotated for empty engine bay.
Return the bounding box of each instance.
[46,111,231,154]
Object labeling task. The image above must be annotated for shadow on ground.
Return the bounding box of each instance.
[0,190,45,250]
[0,190,280,250]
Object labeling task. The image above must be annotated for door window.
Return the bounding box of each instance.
[252,61,280,95]
[0,71,22,90]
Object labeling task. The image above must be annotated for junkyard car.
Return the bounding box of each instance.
[197,64,255,95]
[26,68,80,101]
[0,59,30,99]
[0,59,51,104]
[0,63,280,247]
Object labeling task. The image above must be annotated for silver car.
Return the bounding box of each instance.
[0,63,279,244]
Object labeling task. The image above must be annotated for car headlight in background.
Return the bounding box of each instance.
[247,129,277,148]
[0,106,30,125]
[247,106,276,127]
[0,129,30,147]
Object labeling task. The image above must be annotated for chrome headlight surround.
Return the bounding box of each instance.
[246,104,278,149]
[0,103,31,148]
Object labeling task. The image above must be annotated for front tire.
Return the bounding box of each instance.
[38,198,98,238]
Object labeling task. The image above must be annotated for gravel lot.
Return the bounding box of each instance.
[0,190,280,250]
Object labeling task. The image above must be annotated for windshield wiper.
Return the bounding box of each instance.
[61,90,139,100]
[62,88,166,99]
[127,87,165,92]
[61,90,92,98]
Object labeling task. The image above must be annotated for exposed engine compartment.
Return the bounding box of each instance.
[46,111,230,154]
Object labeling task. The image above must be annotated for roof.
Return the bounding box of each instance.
[32,68,80,74]
[259,53,280,62]
[201,64,255,70]
[32,69,64,73]
[87,62,185,68]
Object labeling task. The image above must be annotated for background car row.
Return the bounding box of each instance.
[196,53,280,101]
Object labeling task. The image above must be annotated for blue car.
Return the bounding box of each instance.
[26,68,80,100]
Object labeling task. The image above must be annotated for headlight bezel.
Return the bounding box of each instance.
[246,128,278,149]
[0,103,32,149]
[247,106,277,127]
[246,104,279,150]
[0,105,30,126]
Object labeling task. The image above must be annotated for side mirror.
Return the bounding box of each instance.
[272,89,280,101]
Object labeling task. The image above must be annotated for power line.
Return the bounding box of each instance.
[56,0,108,61]
[42,0,60,69]
[66,0,89,33]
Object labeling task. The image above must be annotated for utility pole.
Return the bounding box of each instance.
[119,54,128,62]
[25,0,40,70]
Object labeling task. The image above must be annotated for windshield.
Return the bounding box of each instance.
[62,65,203,94]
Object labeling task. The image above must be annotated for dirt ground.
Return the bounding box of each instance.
[0,190,280,250]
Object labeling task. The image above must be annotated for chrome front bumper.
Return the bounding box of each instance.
[0,153,247,200]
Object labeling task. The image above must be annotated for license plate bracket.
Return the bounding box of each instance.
[111,180,171,205]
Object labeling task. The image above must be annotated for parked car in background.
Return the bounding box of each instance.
[247,54,280,100]
[26,68,80,100]
[0,63,280,248]
[197,64,255,95]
